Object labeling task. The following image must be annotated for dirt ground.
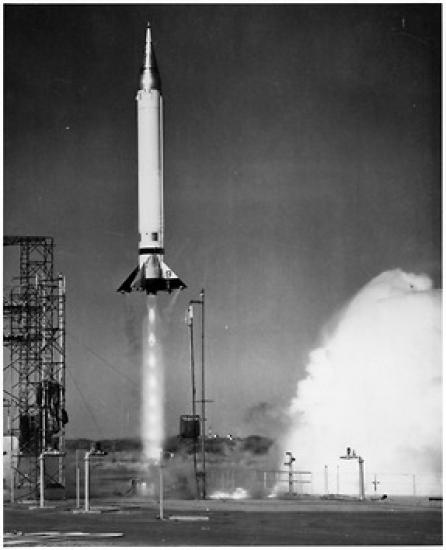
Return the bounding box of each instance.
[3,497,442,546]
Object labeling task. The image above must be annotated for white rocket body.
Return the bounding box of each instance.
[118,24,186,295]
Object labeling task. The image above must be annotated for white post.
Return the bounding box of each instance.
[10,460,15,504]
[39,454,45,508]
[159,450,164,520]
[358,457,365,501]
[7,405,11,433]
[324,465,329,494]
[84,452,90,512]
[75,450,80,508]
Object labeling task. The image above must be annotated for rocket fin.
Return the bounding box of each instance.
[160,261,187,292]
[117,261,186,294]
[161,261,186,286]
[117,266,139,293]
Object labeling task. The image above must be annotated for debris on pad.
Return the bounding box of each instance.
[169,515,210,522]
[4,531,124,546]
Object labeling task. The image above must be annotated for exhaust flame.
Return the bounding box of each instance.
[210,487,249,500]
[141,296,164,461]
[283,270,442,496]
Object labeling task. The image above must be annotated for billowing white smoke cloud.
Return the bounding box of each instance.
[282,270,442,496]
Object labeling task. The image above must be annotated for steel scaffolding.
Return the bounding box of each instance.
[3,236,67,500]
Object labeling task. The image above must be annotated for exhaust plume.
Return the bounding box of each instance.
[141,296,164,461]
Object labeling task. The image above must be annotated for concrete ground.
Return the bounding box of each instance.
[3,496,442,546]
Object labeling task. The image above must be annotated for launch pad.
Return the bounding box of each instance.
[3,496,442,546]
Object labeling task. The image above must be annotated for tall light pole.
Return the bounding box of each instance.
[185,304,199,497]
[200,289,206,499]
[190,289,206,499]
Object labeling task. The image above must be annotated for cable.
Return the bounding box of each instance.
[66,367,103,438]
[67,330,138,387]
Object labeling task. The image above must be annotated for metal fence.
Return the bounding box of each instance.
[206,466,442,498]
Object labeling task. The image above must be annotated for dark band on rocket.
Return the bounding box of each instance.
[139,248,165,255]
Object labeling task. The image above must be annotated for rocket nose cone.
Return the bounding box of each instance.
[145,22,152,46]
[140,23,161,91]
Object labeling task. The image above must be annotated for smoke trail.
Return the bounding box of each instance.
[141,296,164,461]
[282,269,442,495]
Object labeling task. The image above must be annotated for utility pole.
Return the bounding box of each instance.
[189,289,206,499]
[186,304,199,497]
[200,289,206,499]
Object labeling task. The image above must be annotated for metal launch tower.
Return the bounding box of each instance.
[3,236,67,500]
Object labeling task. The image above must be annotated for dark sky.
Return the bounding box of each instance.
[4,4,441,440]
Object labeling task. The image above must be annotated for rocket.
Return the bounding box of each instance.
[118,23,186,295]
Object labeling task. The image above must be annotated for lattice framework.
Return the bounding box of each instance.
[3,236,67,499]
